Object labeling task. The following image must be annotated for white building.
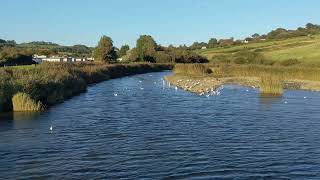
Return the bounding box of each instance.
[33,55,94,63]
[32,55,47,63]
[42,57,63,62]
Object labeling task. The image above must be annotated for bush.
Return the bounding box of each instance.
[12,92,44,112]
[233,50,274,65]
[279,59,300,66]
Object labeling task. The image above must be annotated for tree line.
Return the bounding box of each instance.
[187,23,320,50]
[1,22,320,65]
[92,35,208,63]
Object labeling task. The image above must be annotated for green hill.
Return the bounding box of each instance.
[197,34,320,63]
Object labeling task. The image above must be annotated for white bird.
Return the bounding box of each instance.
[284,101,288,104]
[114,93,118,96]
[50,126,53,131]
[246,89,249,92]
[139,80,142,83]
[304,96,307,99]
[140,87,144,90]
[175,87,178,90]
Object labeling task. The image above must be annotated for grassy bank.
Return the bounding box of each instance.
[168,63,320,95]
[198,35,320,64]
[0,62,172,112]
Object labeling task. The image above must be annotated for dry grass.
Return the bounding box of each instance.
[260,75,283,96]
[212,64,320,82]
[168,63,320,95]
[12,92,44,112]
[174,64,212,76]
[1,62,172,112]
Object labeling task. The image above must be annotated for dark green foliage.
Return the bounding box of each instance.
[154,51,173,63]
[0,39,16,48]
[14,40,93,57]
[189,42,208,50]
[136,35,157,62]
[279,59,301,66]
[0,47,35,66]
[212,50,274,65]
[93,36,117,63]
[208,38,218,48]
[167,48,208,63]
[118,45,130,57]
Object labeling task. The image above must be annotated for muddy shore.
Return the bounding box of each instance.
[165,74,320,95]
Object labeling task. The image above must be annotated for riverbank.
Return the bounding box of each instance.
[165,64,320,95]
[0,62,173,112]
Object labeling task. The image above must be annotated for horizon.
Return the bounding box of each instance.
[1,0,320,47]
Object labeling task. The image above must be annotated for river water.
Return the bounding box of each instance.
[1,71,320,179]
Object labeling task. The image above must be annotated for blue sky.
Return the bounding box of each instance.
[1,0,319,47]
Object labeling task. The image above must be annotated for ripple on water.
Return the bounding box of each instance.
[1,72,320,179]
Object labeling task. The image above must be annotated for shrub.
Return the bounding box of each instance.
[279,59,300,66]
[12,92,44,112]
[232,50,274,65]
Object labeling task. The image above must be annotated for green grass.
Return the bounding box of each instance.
[5,64,37,70]
[198,35,320,63]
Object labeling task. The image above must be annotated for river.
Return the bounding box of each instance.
[1,71,320,179]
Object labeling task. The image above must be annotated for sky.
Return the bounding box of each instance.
[1,0,320,47]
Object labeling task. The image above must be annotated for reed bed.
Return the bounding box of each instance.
[12,92,44,111]
[174,64,212,76]
[212,64,320,82]
[0,62,172,112]
[260,75,283,96]
[171,63,320,95]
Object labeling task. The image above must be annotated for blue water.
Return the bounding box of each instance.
[1,71,320,179]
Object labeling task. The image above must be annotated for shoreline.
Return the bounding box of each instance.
[165,74,320,95]
[0,63,173,113]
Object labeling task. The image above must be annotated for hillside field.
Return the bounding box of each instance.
[197,35,320,63]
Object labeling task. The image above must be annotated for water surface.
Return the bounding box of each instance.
[1,71,320,179]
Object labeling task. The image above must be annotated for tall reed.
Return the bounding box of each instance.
[174,64,212,76]
[259,75,283,96]
[12,92,44,111]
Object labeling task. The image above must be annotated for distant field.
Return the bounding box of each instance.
[4,64,37,70]
[197,35,320,63]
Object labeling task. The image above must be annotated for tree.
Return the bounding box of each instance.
[136,35,157,62]
[251,33,260,39]
[93,35,117,63]
[118,44,130,57]
[208,38,218,48]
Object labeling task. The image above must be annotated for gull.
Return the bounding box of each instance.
[284,101,288,104]
[50,126,53,131]
[140,87,144,90]
[304,97,307,99]
[114,93,118,96]
[175,87,178,90]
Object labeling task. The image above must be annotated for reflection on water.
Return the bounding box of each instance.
[259,94,283,105]
[0,112,41,121]
[1,72,320,179]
